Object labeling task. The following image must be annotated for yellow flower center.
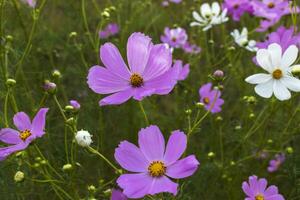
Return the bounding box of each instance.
[130,73,144,87]
[203,97,210,104]
[19,129,32,141]
[171,37,177,42]
[268,2,275,8]
[148,161,166,177]
[255,194,264,200]
[272,69,283,79]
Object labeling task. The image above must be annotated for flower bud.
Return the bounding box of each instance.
[208,152,215,158]
[291,65,300,76]
[75,130,93,147]
[43,80,57,94]
[249,113,255,119]
[185,109,192,115]
[213,70,224,79]
[52,70,62,79]
[69,32,77,38]
[101,10,110,18]
[6,35,13,42]
[62,163,73,171]
[6,78,16,87]
[65,105,74,111]
[88,185,96,193]
[267,139,273,144]
[14,171,25,183]
[195,102,204,108]
[286,147,293,154]
[70,100,81,110]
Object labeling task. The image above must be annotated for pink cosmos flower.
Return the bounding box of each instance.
[0,108,49,161]
[111,189,127,200]
[99,23,120,39]
[21,0,36,8]
[182,42,202,54]
[160,27,188,49]
[199,83,224,113]
[115,125,200,199]
[87,32,177,106]
[223,0,254,21]
[171,60,190,81]
[267,153,285,173]
[242,175,285,200]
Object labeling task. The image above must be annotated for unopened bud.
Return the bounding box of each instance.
[62,163,73,171]
[14,171,25,183]
[6,78,16,87]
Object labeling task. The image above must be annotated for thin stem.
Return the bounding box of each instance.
[4,90,9,127]
[139,101,149,125]
[81,0,96,50]
[87,146,120,173]
[53,95,68,121]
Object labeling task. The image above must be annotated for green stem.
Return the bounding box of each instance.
[53,95,67,121]
[81,0,96,51]
[139,101,149,125]
[4,90,9,127]
[88,146,120,173]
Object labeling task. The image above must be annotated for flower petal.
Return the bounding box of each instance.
[265,195,285,200]
[31,108,49,137]
[268,43,282,67]
[143,44,172,81]
[256,49,273,72]
[114,141,149,173]
[127,33,153,74]
[111,189,127,200]
[242,182,254,197]
[254,79,274,98]
[0,128,22,144]
[148,176,178,196]
[117,173,152,199]
[273,80,291,101]
[281,45,298,68]
[99,89,133,106]
[264,185,278,197]
[87,66,130,94]
[100,43,131,80]
[201,3,211,17]
[164,130,187,165]
[281,76,300,92]
[166,155,199,179]
[13,112,31,131]
[138,125,165,161]
[0,142,28,161]
[245,74,272,84]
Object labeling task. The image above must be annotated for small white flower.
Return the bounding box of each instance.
[14,171,25,182]
[231,28,258,52]
[75,130,93,147]
[190,2,228,31]
[245,43,300,101]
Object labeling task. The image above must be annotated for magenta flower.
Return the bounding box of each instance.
[115,125,199,198]
[0,108,49,161]
[242,175,285,200]
[182,42,201,54]
[160,27,188,49]
[70,100,81,110]
[99,23,120,39]
[87,32,177,106]
[199,83,224,113]
[223,0,254,21]
[267,153,285,173]
[21,0,36,8]
[251,0,299,32]
[256,26,300,51]
[111,189,127,200]
[171,60,190,81]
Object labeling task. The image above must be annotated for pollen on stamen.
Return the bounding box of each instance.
[203,97,210,104]
[130,73,144,87]
[19,130,32,141]
[272,69,282,79]
[148,161,166,177]
[268,2,275,8]
[255,194,264,200]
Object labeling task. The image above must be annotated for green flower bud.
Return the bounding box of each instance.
[208,152,215,158]
[286,147,293,154]
[14,171,25,183]
[62,163,73,171]
[6,79,16,87]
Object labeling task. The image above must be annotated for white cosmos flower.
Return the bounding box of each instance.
[75,130,93,147]
[231,28,258,52]
[245,43,300,101]
[190,2,228,31]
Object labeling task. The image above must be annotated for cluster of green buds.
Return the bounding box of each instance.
[101,6,116,19]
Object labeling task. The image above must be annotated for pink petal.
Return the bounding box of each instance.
[264,186,279,197]
[100,43,131,80]
[31,108,49,137]
[99,89,133,106]
[148,176,178,196]
[143,44,172,81]
[111,189,127,200]
[127,33,153,74]
[117,173,152,199]
[163,130,187,165]
[0,128,22,144]
[0,143,28,161]
[114,141,149,173]
[166,155,199,179]
[138,125,165,161]
[87,66,130,94]
[13,112,31,131]
[242,182,254,197]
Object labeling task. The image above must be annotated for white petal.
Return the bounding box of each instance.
[211,2,220,15]
[254,79,274,98]
[245,74,272,84]
[256,49,273,72]
[273,80,291,101]
[192,11,205,23]
[281,76,300,92]
[190,22,201,27]
[201,3,211,17]
[241,28,248,37]
[281,45,299,68]
[267,43,282,67]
